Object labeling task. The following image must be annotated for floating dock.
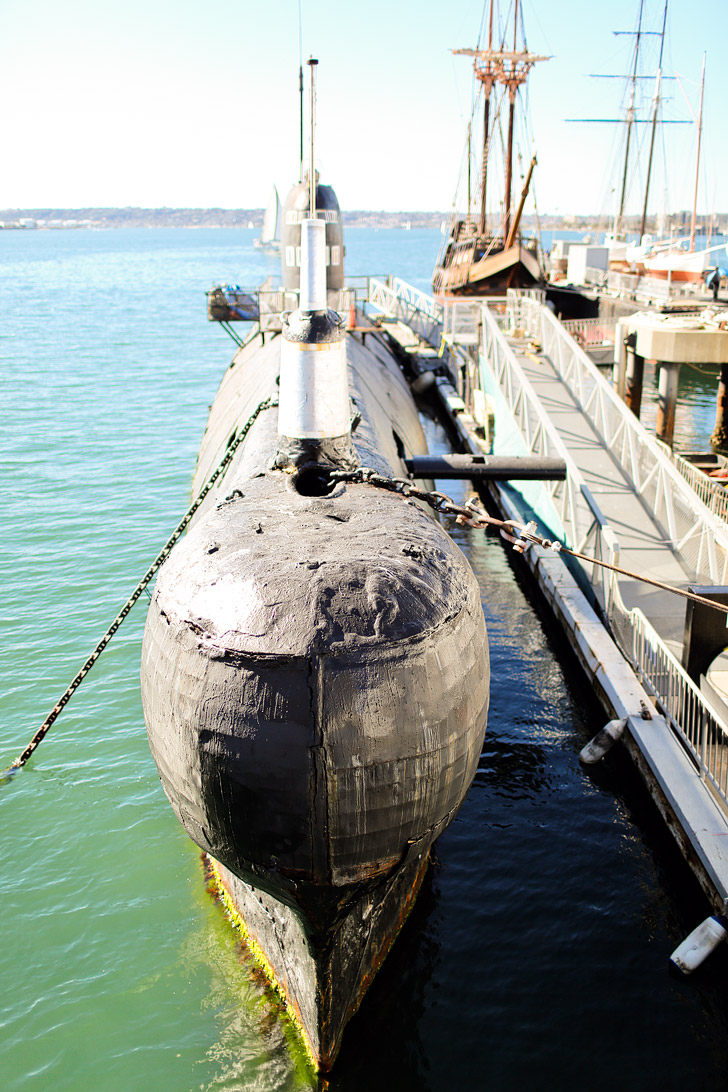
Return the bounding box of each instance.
[361,278,728,956]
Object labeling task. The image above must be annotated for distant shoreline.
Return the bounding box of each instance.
[0,208,722,234]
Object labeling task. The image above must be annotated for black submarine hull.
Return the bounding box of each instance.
[141,324,489,1068]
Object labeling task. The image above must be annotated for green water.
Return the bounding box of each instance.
[2,228,728,1092]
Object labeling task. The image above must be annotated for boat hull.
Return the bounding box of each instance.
[141,326,489,1068]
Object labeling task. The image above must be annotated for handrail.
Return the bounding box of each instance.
[513,292,728,587]
[365,275,728,805]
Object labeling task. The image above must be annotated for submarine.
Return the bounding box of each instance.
[140,97,490,1067]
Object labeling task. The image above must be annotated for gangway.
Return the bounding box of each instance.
[367,276,728,932]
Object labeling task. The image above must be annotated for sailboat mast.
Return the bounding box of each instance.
[639,0,668,239]
[478,0,494,236]
[689,52,706,252]
[503,0,518,242]
[616,0,645,237]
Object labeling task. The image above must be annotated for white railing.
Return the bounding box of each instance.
[480,304,621,615]
[367,276,728,805]
[368,276,443,346]
[442,299,483,346]
[498,294,728,805]
[514,294,728,587]
[665,448,728,526]
[629,608,728,802]
[562,316,616,350]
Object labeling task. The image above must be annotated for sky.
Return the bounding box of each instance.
[0,0,726,217]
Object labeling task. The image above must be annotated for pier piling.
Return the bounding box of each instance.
[624,333,644,419]
[655,361,680,446]
[711,362,728,451]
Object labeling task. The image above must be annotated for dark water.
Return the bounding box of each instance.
[1,227,727,1091]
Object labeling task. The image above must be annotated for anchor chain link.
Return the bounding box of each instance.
[330,467,728,617]
[4,397,273,777]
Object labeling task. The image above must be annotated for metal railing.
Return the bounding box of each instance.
[368,276,444,346]
[480,303,621,615]
[513,293,728,587]
[654,443,728,527]
[561,316,616,350]
[498,292,728,805]
[630,607,728,802]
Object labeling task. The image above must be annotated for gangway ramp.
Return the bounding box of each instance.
[366,275,728,928]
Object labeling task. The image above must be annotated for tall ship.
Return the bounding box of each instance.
[432,0,548,297]
[140,63,489,1071]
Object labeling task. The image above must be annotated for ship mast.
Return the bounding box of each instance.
[615,0,645,239]
[454,2,548,244]
[689,52,706,252]
[639,0,668,239]
[478,0,495,235]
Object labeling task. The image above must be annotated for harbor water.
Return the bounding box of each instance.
[2,227,728,1091]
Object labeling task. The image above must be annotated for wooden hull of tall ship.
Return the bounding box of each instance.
[433,239,542,296]
[140,321,490,1069]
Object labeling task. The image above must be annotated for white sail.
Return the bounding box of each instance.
[259,186,281,247]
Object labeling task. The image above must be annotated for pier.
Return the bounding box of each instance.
[363,278,728,953]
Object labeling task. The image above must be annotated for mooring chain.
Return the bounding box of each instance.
[329,467,728,618]
[4,397,273,777]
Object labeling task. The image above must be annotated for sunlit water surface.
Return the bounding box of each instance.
[1,227,727,1092]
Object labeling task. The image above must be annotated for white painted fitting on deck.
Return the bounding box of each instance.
[277,339,351,439]
[299,219,327,311]
[579,718,628,764]
[670,915,728,974]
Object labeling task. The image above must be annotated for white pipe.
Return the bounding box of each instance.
[278,339,350,439]
[299,219,327,311]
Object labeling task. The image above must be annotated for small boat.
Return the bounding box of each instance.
[254,185,282,251]
[142,69,489,1071]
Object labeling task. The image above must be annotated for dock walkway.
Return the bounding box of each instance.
[504,327,690,655]
[366,276,728,929]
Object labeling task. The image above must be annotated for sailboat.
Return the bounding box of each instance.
[574,2,717,287]
[432,0,548,297]
[254,184,282,251]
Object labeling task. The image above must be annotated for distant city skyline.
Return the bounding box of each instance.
[1,0,725,219]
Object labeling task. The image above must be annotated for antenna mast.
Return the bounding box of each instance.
[307,57,318,216]
[298,1,304,182]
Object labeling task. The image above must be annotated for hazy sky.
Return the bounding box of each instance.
[1,0,725,216]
